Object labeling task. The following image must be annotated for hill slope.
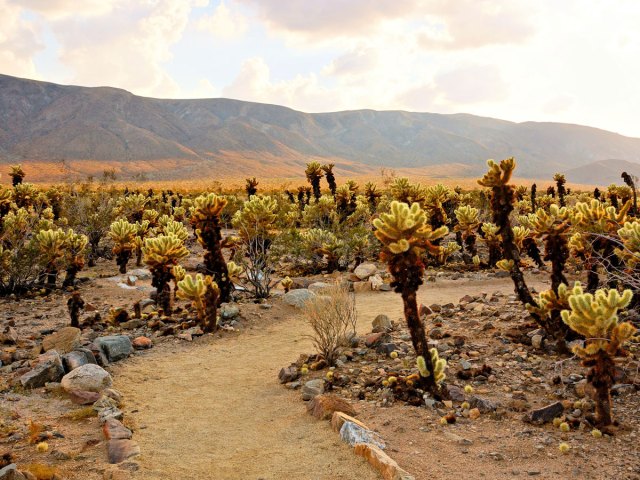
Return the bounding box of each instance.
[564,159,640,185]
[1,74,639,182]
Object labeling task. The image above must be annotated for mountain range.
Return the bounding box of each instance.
[1,73,639,185]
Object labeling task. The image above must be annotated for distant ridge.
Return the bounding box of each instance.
[1,73,639,183]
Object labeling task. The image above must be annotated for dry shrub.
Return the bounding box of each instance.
[25,463,58,480]
[305,283,357,366]
[63,407,97,421]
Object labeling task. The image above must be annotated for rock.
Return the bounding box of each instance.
[340,421,385,449]
[307,394,356,420]
[443,431,473,445]
[331,411,369,433]
[132,337,152,350]
[531,335,544,349]
[524,401,564,424]
[0,327,18,345]
[376,343,398,356]
[126,276,137,286]
[278,366,299,384]
[99,407,124,424]
[470,395,498,413]
[379,283,392,292]
[302,379,324,400]
[128,269,151,280]
[308,282,332,293]
[120,319,145,329]
[369,274,384,290]
[20,351,64,388]
[103,388,124,404]
[354,444,415,480]
[103,419,132,440]
[107,439,140,464]
[372,314,392,333]
[61,364,113,393]
[0,464,26,480]
[283,289,316,308]
[469,408,481,420]
[62,349,97,372]
[42,327,81,354]
[68,389,101,405]
[220,304,240,320]
[353,282,372,293]
[364,332,388,348]
[354,263,377,280]
[94,336,133,363]
[93,395,119,411]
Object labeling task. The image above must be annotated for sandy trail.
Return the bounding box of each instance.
[114,274,548,480]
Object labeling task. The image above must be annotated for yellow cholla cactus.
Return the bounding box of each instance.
[109,219,137,253]
[481,223,500,241]
[142,209,160,225]
[177,273,220,323]
[172,264,186,283]
[35,228,67,263]
[191,193,227,224]
[281,276,293,292]
[616,221,640,267]
[512,226,532,250]
[561,282,634,356]
[115,193,148,220]
[477,158,516,187]
[226,261,244,279]
[527,283,571,318]
[455,205,480,233]
[162,219,189,242]
[572,199,630,234]
[416,348,446,384]
[142,234,189,268]
[231,195,277,239]
[437,241,460,264]
[496,259,514,271]
[389,177,426,205]
[529,205,570,235]
[373,201,447,255]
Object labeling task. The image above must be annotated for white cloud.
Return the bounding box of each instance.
[322,47,378,77]
[0,0,43,78]
[434,64,508,105]
[196,0,248,39]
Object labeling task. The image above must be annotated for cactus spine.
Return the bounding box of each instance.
[177,273,220,332]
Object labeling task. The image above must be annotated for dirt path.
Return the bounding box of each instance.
[114,275,548,480]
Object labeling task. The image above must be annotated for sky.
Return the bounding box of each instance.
[2,0,640,137]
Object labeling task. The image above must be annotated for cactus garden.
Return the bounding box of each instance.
[0,161,640,479]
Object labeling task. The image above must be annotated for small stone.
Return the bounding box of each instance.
[103,419,133,440]
[62,349,97,372]
[364,332,388,348]
[20,351,64,388]
[354,444,414,480]
[42,327,81,354]
[94,336,133,363]
[443,431,473,445]
[0,464,26,480]
[308,282,332,293]
[93,395,119,411]
[283,289,316,308]
[107,439,140,464]
[340,421,385,449]
[524,401,564,424]
[531,335,544,349]
[302,379,324,400]
[372,314,392,333]
[369,274,384,290]
[99,407,124,424]
[67,389,101,405]
[278,366,299,384]
[308,394,356,420]
[469,408,481,420]
[132,337,152,350]
[61,363,113,393]
[220,304,240,320]
[0,327,18,345]
[470,395,498,413]
[446,385,466,402]
[354,263,377,280]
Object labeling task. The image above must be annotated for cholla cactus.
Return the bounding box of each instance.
[62,230,88,288]
[245,177,258,197]
[554,173,567,207]
[35,228,67,291]
[336,181,359,222]
[322,164,337,197]
[177,273,220,332]
[455,205,480,258]
[305,162,324,201]
[232,195,277,245]
[190,193,232,303]
[13,183,37,208]
[109,219,137,273]
[281,276,293,293]
[561,283,635,429]
[481,222,502,267]
[115,193,148,222]
[374,201,448,397]
[301,228,343,273]
[9,164,25,186]
[364,182,381,213]
[226,261,244,279]
[142,234,189,315]
[616,221,640,268]
[301,195,337,229]
[437,241,460,264]
[416,348,446,384]
[529,205,571,292]
[389,178,426,205]
[424,184,450,232]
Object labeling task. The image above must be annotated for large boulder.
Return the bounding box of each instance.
[354,263,377,280]
[94,336,133,363]
[62,348,97,372]
[42,327,81,354]
[283,289,316,309]
[61,363,112,393]
[0,464,27,480]
[20,351,64,388]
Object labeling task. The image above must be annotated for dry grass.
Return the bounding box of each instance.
[24,463,59,480]
[63,407,97,421]
[305,283,357,366]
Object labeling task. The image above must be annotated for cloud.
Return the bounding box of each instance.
[235,0,421,38]
[48,0,202,97]
[434,64,508,104]
[0,0,43,78]
[543,95,574,115]
[223,57,335,111]
[395,83,439,112]
[10,0,116,19]
[322,47,377,77]
[196,0,248,39]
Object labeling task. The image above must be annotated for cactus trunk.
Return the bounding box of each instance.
[589,350,615,428]
[203,284,219,333]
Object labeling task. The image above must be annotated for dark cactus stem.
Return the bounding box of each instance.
[285,190,295,203]
[67,291,84,328]
[586,351,616,429]
[388,255,443,399]
[587,262,600,292]
[610,193,619,210]
[199,220,231,304]
[134,301,141,319]
[545,235,569,293]
[151,267,174,315]
[203,284,219,333]
[305,187,312,205]
[62,265,81,288]
[245,177,258,198]
[547,186,555,197]
[621,172,638,216]
[117,251,131,274]
[593,187,601,200]
[556,177,567,207]
[530,184,537,211]
[297,188,306,211]
[322,164,337,197]
[464,234,477,257]
[523,238,544,268]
